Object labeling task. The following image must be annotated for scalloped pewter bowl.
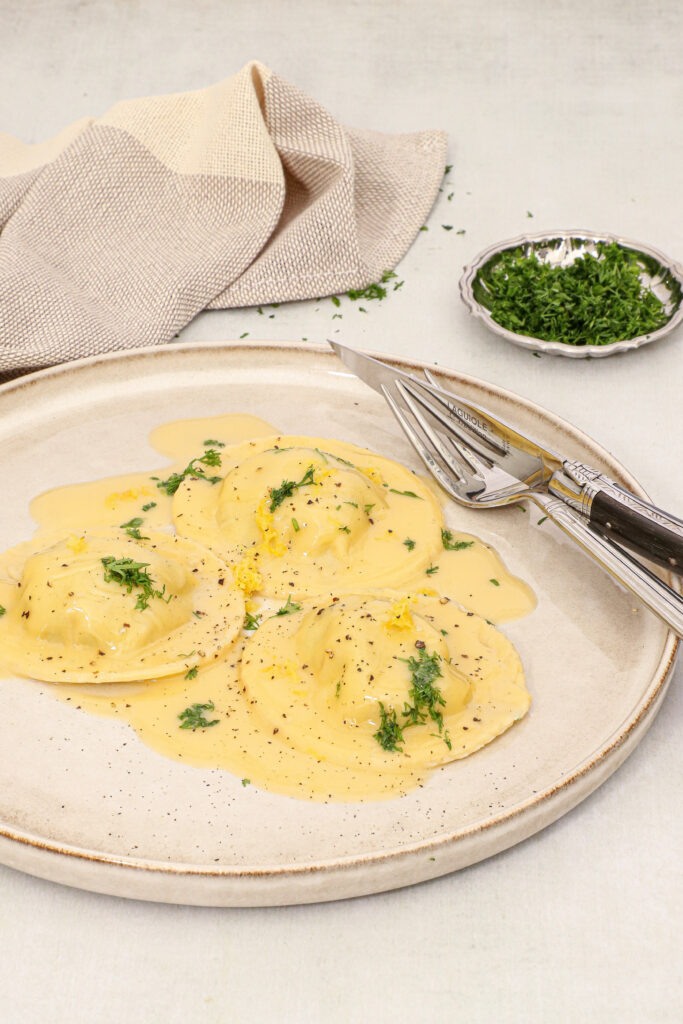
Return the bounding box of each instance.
[459,230,683,358]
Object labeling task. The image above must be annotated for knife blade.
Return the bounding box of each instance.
[328,341,562,486]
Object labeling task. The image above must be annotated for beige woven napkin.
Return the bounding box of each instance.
[0,61,446,379]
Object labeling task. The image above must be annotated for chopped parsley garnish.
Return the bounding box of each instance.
[489,578,500,586]
[119,517,148,540]
[327,454,356,468]
[338,525,351,534]
[0,605,5,617]
[331,295,341,307]
[101,557,168,611]
[364,503,375,515]
[203,439,225,447]
[388,488,422,499]
[275,595,302,616]
[400,648,446,733]
[291,517,300,532]
[374,648,451,754]
[178,701,219,730]
[425,565,439,575]
[155,450,223,495]
[244,611,261,630]
[484,243,669,347]
[335,681,342,697]
[441,529,474,551]
[268,465,315,512]
[241,778,251,787]
[344,501,358,508]
[197,448,222,467]
[141,501,157,512]
[537,516,548,525]
[374,702,405,752]
[403,538,416,551]
[184,666,198,680]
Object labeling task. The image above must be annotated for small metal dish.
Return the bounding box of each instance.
[459,229,683,358]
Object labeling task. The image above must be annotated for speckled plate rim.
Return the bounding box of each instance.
[0,339,678,907]
[459,228,683,358]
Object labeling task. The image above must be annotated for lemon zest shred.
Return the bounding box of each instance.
[104,486,152,510]
[384,596,415,631]
[263,658,299,680]
[359,466,385,486]
[255,497,286,557]
[232,554,263,596]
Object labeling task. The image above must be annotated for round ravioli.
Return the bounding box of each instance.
[240,593,530,775]
[0,530,244,682]
[172,435,444,599]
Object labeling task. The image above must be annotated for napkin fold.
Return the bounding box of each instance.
[0,61,446,379]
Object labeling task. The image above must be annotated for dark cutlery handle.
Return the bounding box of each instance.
[590,490,683,575]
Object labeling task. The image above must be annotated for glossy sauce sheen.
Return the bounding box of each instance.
[0,414,536,802]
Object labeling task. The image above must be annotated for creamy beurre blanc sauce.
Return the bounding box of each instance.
[0,413,535,802]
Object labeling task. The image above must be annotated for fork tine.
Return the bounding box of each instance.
[395,381,486,487]
[416,372,507,458]
[380,385,471,504]
[401,380,496,470]
[407,378,504,465]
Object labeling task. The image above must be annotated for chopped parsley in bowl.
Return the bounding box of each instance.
[459,231,683,358]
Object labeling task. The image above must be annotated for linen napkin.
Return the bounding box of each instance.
[0,61,446,379]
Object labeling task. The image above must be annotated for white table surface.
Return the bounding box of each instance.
[1,1,681,1021]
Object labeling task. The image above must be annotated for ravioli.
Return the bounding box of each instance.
[240,593,530,773]
[172,436,444,598]
[0,530,244,683]
[0,412,536,802]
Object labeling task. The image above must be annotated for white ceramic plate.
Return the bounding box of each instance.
[0,341,677,906]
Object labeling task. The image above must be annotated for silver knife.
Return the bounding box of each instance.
[329,341,683,577]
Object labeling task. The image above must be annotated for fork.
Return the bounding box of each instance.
[383,374,683,637]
